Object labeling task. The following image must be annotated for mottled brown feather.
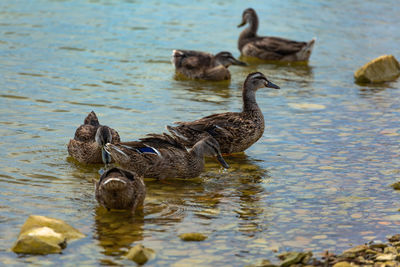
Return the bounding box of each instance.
[67,111,120,164]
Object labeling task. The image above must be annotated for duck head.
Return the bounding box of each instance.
[195,136,230,169]
[244,72,280,91]
[238,8,258,28]
[214,51,247,67]
[95,126,113,165]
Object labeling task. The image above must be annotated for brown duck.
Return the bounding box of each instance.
[238,8,315,62]
[172,50,246,81]
[95,167,145,212]
[167,72,279,154]
[104,133,229,180]
[67,111,120,164]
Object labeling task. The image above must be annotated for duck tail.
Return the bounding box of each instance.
[298,37,316,61]
[101,177,127,191]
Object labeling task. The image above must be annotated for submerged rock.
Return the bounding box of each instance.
[179,233,207,241]
[354,55,400,83]
[12,215,85,254]
[125,244,155,265]
[12,227,65,254]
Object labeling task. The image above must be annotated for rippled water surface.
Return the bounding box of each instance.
[1,0,400,265]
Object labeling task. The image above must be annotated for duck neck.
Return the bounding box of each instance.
[238,15,258,50]
[242,84,260,113]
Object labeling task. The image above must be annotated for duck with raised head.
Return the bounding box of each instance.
[172,50,246,81]
[167,72,279,154]
[95,167,145,212]
[104,133,229,180]
[238,8,315,62]
[67,111,120,164]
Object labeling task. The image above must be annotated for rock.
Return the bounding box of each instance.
[388,234,400,242]
[332,261,352,267]
[383,246,397,254]
[343,244,368,254]
[375,254,396,261]
[19,215,85,241]
[391,182,400,190]
[12,227,65,254]
[278,251,312,267]
[125,244,155,265]
[179,233,207,241]
[354,55,400,83]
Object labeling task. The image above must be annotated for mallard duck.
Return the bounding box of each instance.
[67,111,120,164]
[172,50,246,81]
[104,133,230,180]
[238,8,315,62]
[95,167,145,212]
[167,72,279,154]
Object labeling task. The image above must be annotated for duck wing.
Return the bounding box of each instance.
[167,112,242,146]
[251,36,307,55]
[139,133,186,150]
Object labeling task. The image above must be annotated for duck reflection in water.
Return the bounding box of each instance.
[94,206,144,258]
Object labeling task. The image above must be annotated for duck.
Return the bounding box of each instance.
[238,8,315,62]
[104,133,230,180]
[67,111,120,164]
[172,50,246,81]
[167,72,279,154]
[95,167,145,212]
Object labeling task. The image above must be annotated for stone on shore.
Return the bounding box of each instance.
[354,55,400,83]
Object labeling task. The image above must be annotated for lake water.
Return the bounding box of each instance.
[1,0,400,266]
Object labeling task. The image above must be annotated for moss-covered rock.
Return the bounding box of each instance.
[354,55,400,83]
[19,215,85,241]
[179,233,207,241]
[125,244,155,265]
[12,227,65,254]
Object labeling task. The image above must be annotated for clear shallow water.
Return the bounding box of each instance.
[1,0,400,265]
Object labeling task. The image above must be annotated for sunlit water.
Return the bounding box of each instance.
[1,0,400,265]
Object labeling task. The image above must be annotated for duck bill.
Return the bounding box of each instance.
[237,20,246,28]
[216,154,230,169]
[101,147,112,165]
[231,58,247,66]
[265,80,280,89]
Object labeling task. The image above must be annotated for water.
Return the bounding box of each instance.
[1,0,400,265]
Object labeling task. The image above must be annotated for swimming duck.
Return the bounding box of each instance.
[67,111,120,164]
[172,50,246,81]
[167,72,279,154]
[95,167,145,212]
[238,8,315,62]
[104,133,230,180]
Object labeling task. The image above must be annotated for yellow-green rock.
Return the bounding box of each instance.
[354,55,400,83]
[332,261,352,267]
[279,251,312,267]
[125,244,155,265]
[12,227,65,254]
[19,215,85,241]
[179,233,207,241]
